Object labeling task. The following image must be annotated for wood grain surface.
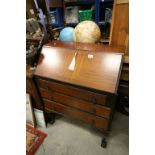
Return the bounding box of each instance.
[47,41,124,53]
[109,0,129,57]
[38,79,107,105]
[39,88,111,119]
[44,99,109,130]
[35,46,123,94]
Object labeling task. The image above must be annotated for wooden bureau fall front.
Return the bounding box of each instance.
[34,44,123,137]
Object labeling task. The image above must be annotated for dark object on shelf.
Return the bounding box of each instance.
[102,22,111,39]
[47,25,63,40]
[103,8,112,38]
[105,8,112,23]
[65,6,79,23]
[49,11,57,23]
[99,8,112,41]
[48,8,63,26]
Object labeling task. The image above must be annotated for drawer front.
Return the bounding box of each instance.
[40,88,94,112]
[38,79,107,106]
[44,99,109,131]
[95,105,111,119]
[40,88,111,119]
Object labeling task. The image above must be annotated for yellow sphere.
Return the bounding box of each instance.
[74,20,101,43]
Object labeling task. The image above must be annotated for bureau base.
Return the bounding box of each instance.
[44,109,109,148]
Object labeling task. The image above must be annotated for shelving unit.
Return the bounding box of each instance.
[66,22,78,26]
[48,8,63,26]
[44,0,114,43]
[44,0,63,26]
[63,0,96,24]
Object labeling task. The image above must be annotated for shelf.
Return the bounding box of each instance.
[100,38,109,43]
[46,22,62,27]
[51,23,62,26]
[45,23,62,27]
[66,23,78,26]
[43,0,114,39]
[48,0,63,8]
[65,20,105,26]
[64,0,95,6]
[100,0,113,3]
[98,21,106,26]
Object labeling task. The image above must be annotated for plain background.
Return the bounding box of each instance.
[0,0,155,155]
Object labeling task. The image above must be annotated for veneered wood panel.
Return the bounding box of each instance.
[47,41,124,53]
[116,0,129,4]
[44,99,109,130]
[95,105,111,119]
[38,79,107,106]
[39,88,111,119]
[44,99,93,123]
[35,46,123,94]
[110,2,129,57]
[40,88,95,112]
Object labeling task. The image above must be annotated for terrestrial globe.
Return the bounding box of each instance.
[74,21,101,43]
[59,27,74,42]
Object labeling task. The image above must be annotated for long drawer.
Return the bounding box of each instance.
[44,99,109,131]
[38,79,107,106]
[40,88,111,119]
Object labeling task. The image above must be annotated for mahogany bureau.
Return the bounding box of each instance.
[34,44,123,147]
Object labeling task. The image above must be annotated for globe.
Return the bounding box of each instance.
[74,21,101,43]
[59,27,74,42]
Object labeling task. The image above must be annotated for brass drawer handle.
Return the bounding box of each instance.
[92,97,97,104]
[46,84,53,92]
[45,84,50,90]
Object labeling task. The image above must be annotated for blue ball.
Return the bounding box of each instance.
[59,27,74,42]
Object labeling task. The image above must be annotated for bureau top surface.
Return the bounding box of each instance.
[35,46,123,94]
[47,41,124,53]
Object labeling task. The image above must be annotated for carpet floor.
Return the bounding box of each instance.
[36,111,128,155]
